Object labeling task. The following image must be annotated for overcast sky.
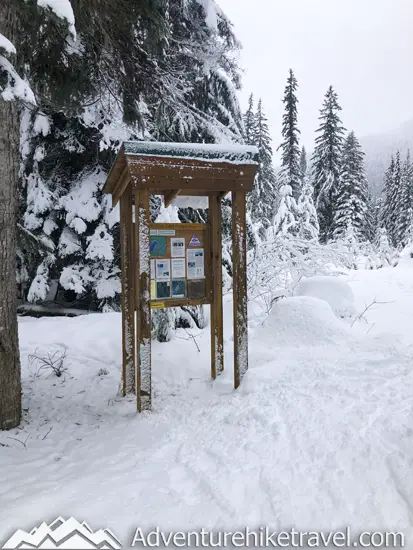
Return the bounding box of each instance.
[218,0,413,155]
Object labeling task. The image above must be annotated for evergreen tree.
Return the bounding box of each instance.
[278,69,301,199]
[248,98,276,230]
[364,190,376,243]
[377,227,397,267]
[154,0,244,143]
[312,86,345,242]
[19,0,245,313]
[372,195,383,234]
[381,152,403,246]
[269,184,300,237]
[395,151,413,247]
[378,155,395,233]
[295,146,319,241]
[243,93,256,145]
[392,151,403,244]
[332,131,370,241]
[299,146,308,183]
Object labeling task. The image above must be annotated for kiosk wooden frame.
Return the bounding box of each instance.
[103,142,259,412]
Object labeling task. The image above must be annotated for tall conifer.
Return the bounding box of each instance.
[247,98,276,228]
[332,131,370,241]
[278,69,301,199]
[312,86,345,241]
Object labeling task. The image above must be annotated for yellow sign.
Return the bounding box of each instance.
[151,302,165,309]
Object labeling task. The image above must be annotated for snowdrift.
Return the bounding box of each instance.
[262,295,350,347]
[296,275,356,319]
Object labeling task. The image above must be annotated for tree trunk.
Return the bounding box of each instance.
[0,0,21,430]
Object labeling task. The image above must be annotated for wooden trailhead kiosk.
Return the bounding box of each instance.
[103,142,259,412]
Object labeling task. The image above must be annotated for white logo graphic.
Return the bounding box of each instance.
[2,517,122,549]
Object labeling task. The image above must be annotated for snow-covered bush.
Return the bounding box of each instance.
[247,228,397,315]
[247,234,352,315]
[376,227,399,268]
[398,239,413,266]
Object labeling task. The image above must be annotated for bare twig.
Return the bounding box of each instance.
[175,329,201,352]
[351,298,395,328]
[42,427,53,440]
[28,348,68,378]
[7,434,29,449]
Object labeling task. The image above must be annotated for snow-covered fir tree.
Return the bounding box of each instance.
[20,112,127,310]
[19,0,246,316]
[372,196,383,234]
[392,151,403,245]
[364,189,376,243]
[297,149,319,241]
[243,93,256,145]
[377,227,398,267]
[378,156,395,234]
[247,98,276,230]
[278,69,301,200]
[299,146,308,182]
[380,152,404,247]
[268,184,300,238]
[312,86,345,242]
[395,151,413,247]
[332,131,370,242]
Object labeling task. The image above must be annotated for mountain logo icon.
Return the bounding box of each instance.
[189,234,201,246]
[2,517,122,549]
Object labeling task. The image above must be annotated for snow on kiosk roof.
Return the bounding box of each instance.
[104,141,259,207]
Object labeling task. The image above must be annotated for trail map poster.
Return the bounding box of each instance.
[148,223,209,307]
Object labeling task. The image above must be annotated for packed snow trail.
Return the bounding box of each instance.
[1,266,413,547]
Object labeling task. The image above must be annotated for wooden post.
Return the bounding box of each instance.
[209,193,224,379]
[136,188,152,411]
[232,190,248,389]
[134,190,141,412]
[119,186,135,395]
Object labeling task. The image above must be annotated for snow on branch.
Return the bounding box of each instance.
[196,0,218,30]
[37,0,76,39]
[182,0,219,30]
[0,33,16,55]
[0,56,36,103]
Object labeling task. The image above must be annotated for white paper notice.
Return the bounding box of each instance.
[187,248,205,279]
[171,237,185,258]
[156,259,171,281]
[150,259,156,280]
[172,258,186,279]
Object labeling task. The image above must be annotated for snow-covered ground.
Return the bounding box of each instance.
[1,265,413,547]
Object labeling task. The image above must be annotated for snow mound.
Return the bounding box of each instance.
[296,276,356,319]
[262,295,349,347]
[398,244,413,266]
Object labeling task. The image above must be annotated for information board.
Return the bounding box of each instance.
[148,223,211,308]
